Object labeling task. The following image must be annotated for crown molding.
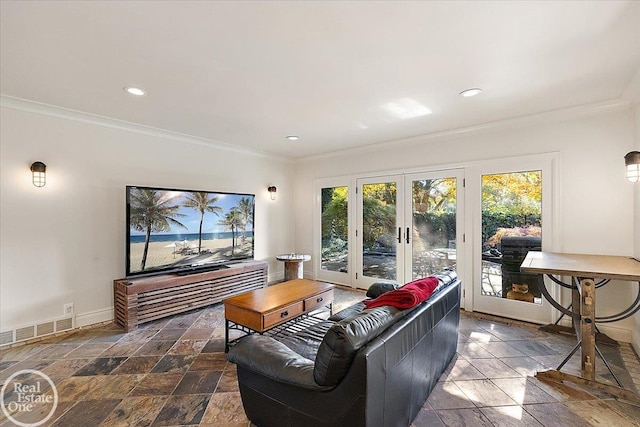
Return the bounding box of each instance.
[298,98,633,163]
[0,95,289,163]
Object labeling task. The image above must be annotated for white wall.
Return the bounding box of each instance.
[294,103,638,341]
[0,99,295,332]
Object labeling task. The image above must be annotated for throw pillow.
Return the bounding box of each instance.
[366,282,399,298]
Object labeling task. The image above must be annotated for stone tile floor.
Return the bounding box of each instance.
[0,286,639,426]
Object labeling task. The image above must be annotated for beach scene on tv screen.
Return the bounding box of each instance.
[128,187,255,275]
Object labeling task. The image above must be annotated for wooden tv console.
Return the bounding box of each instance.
[113,260,268,331]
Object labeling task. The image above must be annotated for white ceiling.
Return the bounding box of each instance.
[2,1,640,159]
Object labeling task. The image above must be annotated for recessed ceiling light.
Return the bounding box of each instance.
[124,86,147,96]
[460,88,482,97]
[286,135,299,141]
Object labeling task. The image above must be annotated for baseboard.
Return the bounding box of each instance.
[559,318,631,343]
[268,271,284,284]
[75,307,114,328]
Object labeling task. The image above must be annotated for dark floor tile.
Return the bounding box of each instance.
[130,372,185,396]
[100,396,168,427]
[152,394,210,426]
[468,358,520,379]
[515,341,558,357]
[0,359,53,380]
[167,339,207,355]
[181,328,213,340]
[164,313,202,329]
[2,399,74,427]
[201,339,225,353]
[136,340,177,356]
[41,358,92,379]
[479,405,543,427]
[0,360,17,371]
[28,343,82,360]
[490,377,556,405]
[73,357,127,376]
[454,379,517,407]
[523,402,588,426]
[412,407,446,427]
[63,342,114,358]
[189,353,228,371]
[215,370,240,392]
[151,329,187,341]
[564,399,639,426]
[201,391,249,425]
[99,341,144,357]
[83,374,145,399]
[427,381,476,410]
[173,370,221,395]
[111,355,162,375]
[89,331,128,343]
[51,399,121,427]
[151,354,196,373]
[119,328,161,343]
[435,407,495,427]
[0,344,46,362]
[54,375,107,402]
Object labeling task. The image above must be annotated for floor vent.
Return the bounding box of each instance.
[56,317,73,331]
[15,326,35,341]
[37,321,55,336]
[1,315,75,347]
[0,330,14,346]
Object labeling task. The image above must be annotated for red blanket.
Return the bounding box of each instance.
[363,277,439,309]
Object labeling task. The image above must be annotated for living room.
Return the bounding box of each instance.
[1,1,640,426]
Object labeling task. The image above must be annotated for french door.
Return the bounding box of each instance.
[354,170,464,293]
[467,155,557,324]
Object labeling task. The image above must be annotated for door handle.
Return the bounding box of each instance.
[406,227,410,244]
[397,227,402,244]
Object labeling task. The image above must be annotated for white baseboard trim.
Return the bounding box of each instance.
[559,318,631,343]
[268,271,284,284]
[75,307,114,328]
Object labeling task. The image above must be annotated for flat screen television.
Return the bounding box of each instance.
[126,185,255,277]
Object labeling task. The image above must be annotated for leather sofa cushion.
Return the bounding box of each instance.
[327,301,366,322]
[313,306,401,387]
[278,321,334,361]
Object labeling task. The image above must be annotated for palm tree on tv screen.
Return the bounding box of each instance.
[236,197,254,246]
[218,208,243,255]
[129,188,187,271]
[183,192,223,253]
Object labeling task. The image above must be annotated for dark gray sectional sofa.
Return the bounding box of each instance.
[227,269,461,427]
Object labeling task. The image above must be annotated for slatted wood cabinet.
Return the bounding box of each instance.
[113,261,268,331]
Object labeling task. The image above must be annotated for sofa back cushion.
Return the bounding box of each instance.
[313,306,400,386]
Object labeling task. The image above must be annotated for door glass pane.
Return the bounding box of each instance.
[481,171,542,304]
[321,186,348,273]
[362,182,397,280]
[412,178,457,280]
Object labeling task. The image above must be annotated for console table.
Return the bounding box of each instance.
[224,279,333,352]
[113,260,268,331]
[520,251,640,401]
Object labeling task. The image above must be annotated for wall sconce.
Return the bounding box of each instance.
[625,151,640,183]
[268,186,277,200]
[30,161,47,187]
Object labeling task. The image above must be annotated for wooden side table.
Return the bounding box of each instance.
[276,253,311,281]
[520,251,640,402]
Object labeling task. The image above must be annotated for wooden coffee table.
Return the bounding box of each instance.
[224,279,334,351]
